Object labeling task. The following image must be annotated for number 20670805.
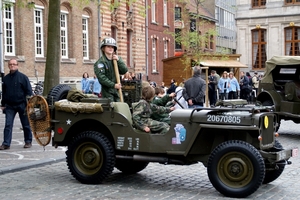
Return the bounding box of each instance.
[207,115,241,123]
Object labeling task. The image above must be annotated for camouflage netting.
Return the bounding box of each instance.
[55,101,103,113]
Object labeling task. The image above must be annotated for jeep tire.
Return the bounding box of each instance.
[207,140,265,198]
[115,160,149,174]
[47,84,71,105]
[263,140,286,184]
[66,131,115,184]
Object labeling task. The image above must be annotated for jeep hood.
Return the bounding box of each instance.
[261,56,300,84]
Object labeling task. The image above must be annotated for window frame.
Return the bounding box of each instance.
[251,28,267,69]
[163,0,168,26]
[252,0,266,8]
[82,15,89,60]
[3,4,15,56]
[151,0,156,23]
[152,38,157,72]
[285,0,300,5]
[284,26,300,56]
[60,11,69,59]
[34,6,45,58]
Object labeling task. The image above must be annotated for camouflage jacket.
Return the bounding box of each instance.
[151,95,173,123]
[94,54,128,101]
[132,99,172,131]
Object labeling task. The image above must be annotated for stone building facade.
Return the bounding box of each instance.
[236,0,300,73]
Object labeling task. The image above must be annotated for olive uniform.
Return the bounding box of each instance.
[132,99,172,134]
[94,38,128,102]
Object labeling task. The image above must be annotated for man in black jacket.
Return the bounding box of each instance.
[182,66,206,108]
[0,59,33,150]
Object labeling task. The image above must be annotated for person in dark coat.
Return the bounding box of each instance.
[0,59,33,150]
[167,79,177,94]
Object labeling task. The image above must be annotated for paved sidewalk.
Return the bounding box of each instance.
[0,112,66,174]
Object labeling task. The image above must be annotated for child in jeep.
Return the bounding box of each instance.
[132,86,174,134]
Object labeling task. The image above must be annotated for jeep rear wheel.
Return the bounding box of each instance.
[207,140,265,198]
[263,140,286,184]
[115,159,149,174]
[66,131,115,184]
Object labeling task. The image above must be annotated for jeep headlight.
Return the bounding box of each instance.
[264,116,269,129]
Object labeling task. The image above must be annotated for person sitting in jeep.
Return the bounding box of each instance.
[132,86,174,134]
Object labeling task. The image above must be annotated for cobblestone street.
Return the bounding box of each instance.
[0,114,299,199]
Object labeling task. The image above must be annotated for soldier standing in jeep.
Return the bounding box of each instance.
[94,38,128,102]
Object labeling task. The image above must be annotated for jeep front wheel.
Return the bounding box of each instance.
[115,159,149,174]
[207,140,265,198]
[66,131,115,184]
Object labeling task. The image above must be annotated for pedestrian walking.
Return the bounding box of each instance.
[94,37,128,102]
[182,66,206,108]
[0,59,33,150]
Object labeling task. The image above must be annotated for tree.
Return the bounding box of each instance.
[168,0,223,68]
[43,0,61,96]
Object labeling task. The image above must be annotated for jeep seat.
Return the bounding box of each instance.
[285,81,300,102]
[111,102,133,125]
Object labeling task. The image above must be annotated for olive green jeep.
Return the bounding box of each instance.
[42,81,297,198]
[257,56,300,124]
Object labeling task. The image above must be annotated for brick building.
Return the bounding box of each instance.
[1,0,146,84]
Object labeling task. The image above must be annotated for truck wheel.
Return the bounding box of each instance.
[207,140,265,198]
[115,159,149,174]
[47,84,71,105]
[263,140,286,184]
[66,131,115,184]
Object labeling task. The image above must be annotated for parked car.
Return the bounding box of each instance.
[257,56,300,125]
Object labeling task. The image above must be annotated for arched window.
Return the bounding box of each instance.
[252,28,267,69]
[284,26,300,56]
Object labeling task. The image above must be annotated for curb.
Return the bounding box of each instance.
[0,156,66,175]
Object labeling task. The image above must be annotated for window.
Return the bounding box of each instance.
[210,35,214,50]
[175,7,181,20]
[285,0,300,4]
[164,39,169,58]
[60,12,68,59]
[127,30,133,67]
[163,0,167,25]
[82,16,89,59]
[175,29,182,50]
[3,4,15,56]
[284,27,300,56]
[252,0,266,8]
[252,29,267,69]
[34,7,44,57]
[151,0,156,23]
[152,38,157,72]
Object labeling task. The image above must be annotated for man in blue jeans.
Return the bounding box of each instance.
[0,59,33,150]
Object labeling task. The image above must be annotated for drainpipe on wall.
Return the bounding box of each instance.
[98,0,102,58]
[145,0,149,81]
[0,0,4,95]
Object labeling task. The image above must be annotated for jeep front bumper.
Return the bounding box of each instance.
[260,148,298,162]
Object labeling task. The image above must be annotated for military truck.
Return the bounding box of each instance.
[257,56,300,125]
[41,81,296,198]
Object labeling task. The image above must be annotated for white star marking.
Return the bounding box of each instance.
[66,119,72,125]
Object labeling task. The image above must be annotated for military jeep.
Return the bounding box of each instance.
[257,56,300,124]
[44,81,296,198]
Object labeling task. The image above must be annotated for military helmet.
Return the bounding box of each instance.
[100,37,117,51]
